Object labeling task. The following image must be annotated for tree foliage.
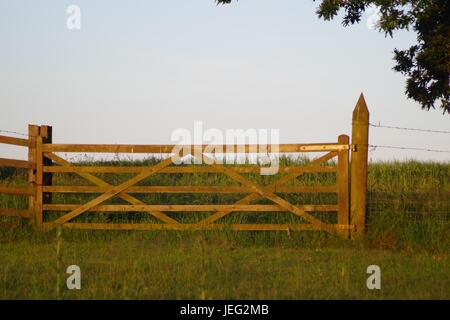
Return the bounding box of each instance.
[216,0,450,114]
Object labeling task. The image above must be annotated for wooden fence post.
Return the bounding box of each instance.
[28,125,39,226]
[350,93,369,240]
[337,134,350,239]
[34,126,45,229]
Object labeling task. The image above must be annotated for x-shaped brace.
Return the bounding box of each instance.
[196,152,337,231]
[44,153,179,229]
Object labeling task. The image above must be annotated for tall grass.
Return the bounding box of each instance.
[1,156,447,250]
[0,158,448,299]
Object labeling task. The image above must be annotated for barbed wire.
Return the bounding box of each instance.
[0,129,28,137]
[369,122,450,134]
[368,121,450,154]
[369,144,450,154]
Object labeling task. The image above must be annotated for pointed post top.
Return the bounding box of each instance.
[353,93,369,121]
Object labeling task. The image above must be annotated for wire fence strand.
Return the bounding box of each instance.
[368,144,450,154]
[369,122,450,134]
[0,129,28,137]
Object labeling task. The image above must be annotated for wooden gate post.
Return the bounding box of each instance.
[34,126,44,229]
[337,134,350,239]
[33,125,53,229]
[350,93,369,240]
[28,125,39,226]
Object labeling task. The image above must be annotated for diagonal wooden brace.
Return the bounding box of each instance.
[45,154,177,229]
[199,153,332,229]
[197,152,337,226]
[45,153,180,225]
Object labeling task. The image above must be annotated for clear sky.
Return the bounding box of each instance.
[0,0,449,162]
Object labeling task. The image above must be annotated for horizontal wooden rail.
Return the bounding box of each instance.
[43,185,338,194]
[0,158,30,169]
[0,135,29,147]
[42,143,349,153]
[43,165,337,174]
[0,208,33,218]
[50,222,355,232]
[44,204,338,212]
[0,185,33,196]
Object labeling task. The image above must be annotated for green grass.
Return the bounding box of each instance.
[0,158,449,299]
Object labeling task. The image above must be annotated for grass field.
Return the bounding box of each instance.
[0,158,449,299]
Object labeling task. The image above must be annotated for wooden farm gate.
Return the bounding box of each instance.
[0,95,370,239]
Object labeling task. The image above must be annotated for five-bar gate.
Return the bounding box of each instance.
[0,94,369,239]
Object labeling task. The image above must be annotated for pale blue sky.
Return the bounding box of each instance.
[0,0,449,161]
